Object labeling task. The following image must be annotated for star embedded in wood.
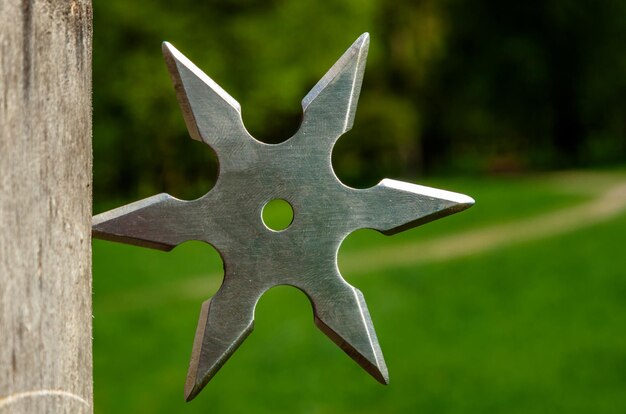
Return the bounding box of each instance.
[93,33,474,401]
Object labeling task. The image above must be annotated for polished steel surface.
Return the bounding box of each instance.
[93,33,474,401]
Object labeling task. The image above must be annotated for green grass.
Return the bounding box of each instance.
[93,172,626,413]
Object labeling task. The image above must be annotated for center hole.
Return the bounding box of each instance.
[262,199,294,231]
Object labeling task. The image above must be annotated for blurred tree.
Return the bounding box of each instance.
[93,0,626,204]
[424,0,626,172]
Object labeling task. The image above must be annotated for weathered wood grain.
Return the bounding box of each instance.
[0,0,93,413]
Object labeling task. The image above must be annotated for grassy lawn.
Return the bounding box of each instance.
[93,171,626,413]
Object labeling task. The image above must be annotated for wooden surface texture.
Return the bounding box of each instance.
[0,1,93,412]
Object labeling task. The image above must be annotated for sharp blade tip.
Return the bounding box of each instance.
[448,193,475,211]
[459,194,475,208]
[161,42,189,75]
[356,32,370,48]
[352,32,370,58]
[161,41,177,58]
[376,369,390,385]
[184,379,202,402]
[366,358,389,385]
[162,40,179,52]
[301,32,370,115]
[162,42,182,76]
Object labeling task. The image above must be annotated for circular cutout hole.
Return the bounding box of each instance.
[262,199,294,231]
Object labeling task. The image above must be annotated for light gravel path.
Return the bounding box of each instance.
[342,178,626,274]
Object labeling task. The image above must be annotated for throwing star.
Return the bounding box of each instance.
[93,33,474,401]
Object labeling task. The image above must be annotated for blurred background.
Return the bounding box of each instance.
[92,0,626,412]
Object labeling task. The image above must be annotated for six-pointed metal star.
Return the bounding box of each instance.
[93,33,474,401]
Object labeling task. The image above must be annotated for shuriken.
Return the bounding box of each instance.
[93,33,474,401]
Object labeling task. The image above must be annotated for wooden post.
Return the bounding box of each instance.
[0,1,93,413]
